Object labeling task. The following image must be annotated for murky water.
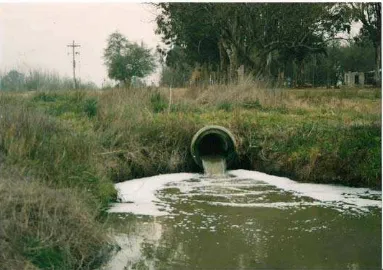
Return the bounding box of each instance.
[104,170,382,270]
[201,155,226,177]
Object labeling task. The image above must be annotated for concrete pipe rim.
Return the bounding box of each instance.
[190,125,237,168]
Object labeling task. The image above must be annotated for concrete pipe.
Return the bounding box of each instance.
[190,125,236,168]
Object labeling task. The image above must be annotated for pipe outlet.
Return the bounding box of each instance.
[190,125,236,168]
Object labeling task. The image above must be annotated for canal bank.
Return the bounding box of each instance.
[0,86,380,269]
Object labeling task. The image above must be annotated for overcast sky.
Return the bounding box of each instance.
[0,3,162,86]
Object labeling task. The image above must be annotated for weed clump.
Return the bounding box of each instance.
[150,92,168,113]
[31,91,99,119]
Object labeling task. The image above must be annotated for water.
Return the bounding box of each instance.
[201,155,226,177]
[104,170,382,270]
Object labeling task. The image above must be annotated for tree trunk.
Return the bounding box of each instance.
[221,39,239,84]
[266,52,272,79]
[296,60,305,87]
[375,43,381,87]
[229,43,239,83]
[218,38,229,84]
[375,3,381,87]
[124,77,131,88]
[278,65,285,87]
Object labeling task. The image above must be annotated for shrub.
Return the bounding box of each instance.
[83,97,98,118]
[217,102,233,112]
[150,92,168,113]
[32,92,59,102]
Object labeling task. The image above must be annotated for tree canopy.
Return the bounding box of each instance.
[0,70,25,91]
[103,32,156,86]
[349,3,381,85]
[155,3,358,86]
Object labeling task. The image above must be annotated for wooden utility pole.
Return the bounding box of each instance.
[67,40,81,89]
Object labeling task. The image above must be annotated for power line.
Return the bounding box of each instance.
[67,40,81,89]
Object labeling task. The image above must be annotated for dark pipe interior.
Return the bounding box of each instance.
[197,134,227,157]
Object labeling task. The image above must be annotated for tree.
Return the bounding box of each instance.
[103,31,156,86]
[0,70,25,91]
[155,3,351,85]
[155,4,221,73]
[159,46,193,87]
[350,3,381,86]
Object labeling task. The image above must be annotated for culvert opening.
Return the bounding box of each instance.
[191,126,236,176]
[197,133,228,157]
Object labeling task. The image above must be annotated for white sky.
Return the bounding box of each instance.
[0,2,363,87]
[0,3,162,86]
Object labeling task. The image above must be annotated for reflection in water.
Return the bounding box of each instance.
[104,171,382,270]
[102,218,163,270]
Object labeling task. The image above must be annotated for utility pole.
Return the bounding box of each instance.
[67,40,81,89]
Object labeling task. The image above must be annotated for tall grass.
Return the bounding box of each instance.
[0,93,116,205]
[0,169,112,270]
[94,88,199,181]
[0,93,116,268]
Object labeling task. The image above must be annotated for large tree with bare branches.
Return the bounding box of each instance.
[155,3,351,86]
[350,3,381,86]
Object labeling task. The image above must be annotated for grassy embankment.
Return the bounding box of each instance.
[0,92,115,269]
[0,83,381,268]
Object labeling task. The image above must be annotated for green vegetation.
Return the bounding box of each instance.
[96,84,381,188]
[0,69,98,91]
[155,3,381,87]
[0,83,380,268]
[103,31,156,87]
[2,85,379,188]
[0,92,116,269]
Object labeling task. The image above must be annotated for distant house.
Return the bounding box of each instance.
[344,71,365,86]
[344,70,381,86]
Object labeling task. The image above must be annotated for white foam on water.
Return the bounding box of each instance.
[200,201,324,209]
[179,190,273,198]
[230,170,382,209]
[108,202,171,216]
[108,173,196,215]
[108,169,381,216]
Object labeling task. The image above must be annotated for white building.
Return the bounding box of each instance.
[344,71,365,86]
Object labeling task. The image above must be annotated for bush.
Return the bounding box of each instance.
[32,92,59,102]
[83,97,98,118]
[150,92,168,113]
[217,102,233,112]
